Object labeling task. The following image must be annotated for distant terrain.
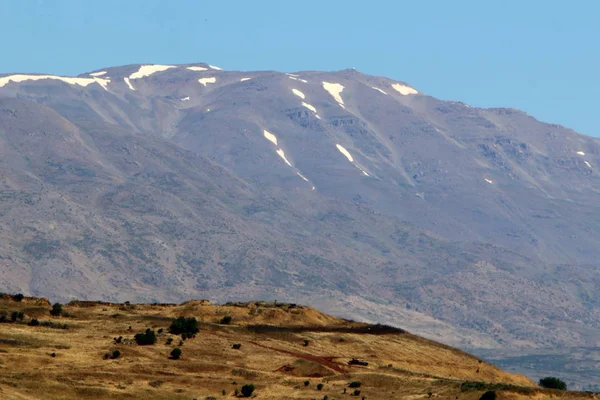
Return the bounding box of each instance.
[1,63,600,384]
[1,294,592,400]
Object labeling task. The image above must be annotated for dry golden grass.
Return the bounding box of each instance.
[0,297,594,399]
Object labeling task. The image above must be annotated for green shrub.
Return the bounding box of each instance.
[539,377,567,390]
[317,383,324,390]
[479,391,497,400]
[304,380,310,386]
[220,315,232,325]
[303,339,310,346]
[240,384,255,397]
[10,311,19,322]
[13,293,24,302]
[170,348,182,360]
[28,318,40,326]
[232,343,241,349]
[166,338,173,345]
[50,303,63,317]
[111,350,121,359]
[134,329,157,345]
[348,381,361,388]
[168,317,199,337]
[353,389,361,396]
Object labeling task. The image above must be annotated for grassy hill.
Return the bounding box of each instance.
[0,295,592,399]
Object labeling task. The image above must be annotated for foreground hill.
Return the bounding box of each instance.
[1,63,600,351]
[0,295,590,400]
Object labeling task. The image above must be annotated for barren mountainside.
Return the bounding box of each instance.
[1,63,600,352]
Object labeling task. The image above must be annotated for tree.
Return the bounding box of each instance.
[28,318,40,326]
[13,293,24,302]
[170,348,182,360]
[317,383,324,391]
[111,350,121,359]
[134,329,157,345]
[479,391,496,400]
[50,303,63,317]
[539,377,567,390]
[240,384,255,397]
[168,317,199,337]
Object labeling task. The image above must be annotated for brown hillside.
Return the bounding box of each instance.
[0,297,592,399]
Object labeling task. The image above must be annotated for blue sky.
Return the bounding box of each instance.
[2,0,599,136]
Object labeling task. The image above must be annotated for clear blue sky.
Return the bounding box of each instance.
[2,0,599,136]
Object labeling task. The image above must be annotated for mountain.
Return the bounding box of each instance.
[1,63,599,354]
[2,295,583,400]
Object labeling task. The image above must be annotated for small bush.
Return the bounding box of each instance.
[169,316,199,337]
[304,380,310,386]
[28,318,40,326]
[232,343,241,349]
[220,315,233,325]
[539,377,567,390]
[134,329,157,345]
[166,338,173,345]
[157,328,163,334]
[240,384,255,397]
[10,311,19,322]
[353,389,361,396]
[111,350,121,359]
[348,381,361,388]
[50,303,63,316]
[113,336,123,344]
[317,383,324,391]
[303,339,310,347]
[479,391,497,400]
[170,348,182,360]
[13,293,24,302]
[0,314,6,323]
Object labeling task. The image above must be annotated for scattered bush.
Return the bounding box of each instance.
[317,383,324,391]
[304,380,310,386]
[232,343,241,349]
[40,321,68,329]
[348,381,361,388]
[157,328,163,334]
[113,336,123,344]
[111,350,121,359]
[240,384,255,397]
[50,303,63,316]
[169,316,199,337]
[219,316,232,325]
[479,391,497,400]
[134,329,157,345]
[13,293,24,302]
[539,377,567,390]
[170,347,182,360]
[166,338,173,345]
[28,318,40,326]
[303,339,310,347]
[353,389,361,396]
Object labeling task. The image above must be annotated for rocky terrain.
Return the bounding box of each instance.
[1,63,600,355]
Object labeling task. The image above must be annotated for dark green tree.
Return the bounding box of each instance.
[240,384,255,397]
[134,329,157,345]
[539,377,567,390]
[50,303,63,317]
[219,316,232,325]
[170,347,182,360]
[168,317,199,337]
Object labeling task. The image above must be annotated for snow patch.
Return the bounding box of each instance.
[577,151,586,156]
[187,66,208,71]
[372,86,387,95]
[181,96,190,101]
[129,65,175,79]
[297,172,309,182]
[585,161,592,168]
[263,130,278,146]
[208,64,223,71]
[240,77,251,82]
[288,76,308,83]
[316,115,322,120]
[322,82,345,105]
[198,77,216,86]
[89,71,107,77]
[292,89,305,99]
[361,170,370,176]
[123,77,135,91]
[484,178,493,184]
[392,83,418,95]
[336,144,353,162]
[276,149,292,167]
[302,102,317,113]
[0,74,110,90]
[287,73,299,77]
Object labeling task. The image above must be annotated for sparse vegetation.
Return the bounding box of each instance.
[13,293,24,302]
[317,383,324,390]
[50,303,63,316]
[538,377,567,390]
[28,318,40,326]
[219,315,232,325]
[232,343,241,349]
[240,383,255,397]
[303,339,310,346]
[134,328,157,345]
[168,316,199,337]
[304,380,310,386]
[170,347,182,360]
[348,381,361,388]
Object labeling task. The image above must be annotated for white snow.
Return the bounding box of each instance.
[297,172,309,182]
[392,83,418,95]
[292,89,305,99]
[263,130,278,146]
[129,65,175,79]
[302,102,317,113]
[187,66,208,71]
[372,86,387,95]
[288,76,307,83]
[316,115,322,120]
[336,144,354,162]
[240,77,251,82]
[181,96,190,101]
[208,64,223,71]
[585,161,592,168]
[276,149,293,167]
[484,178,493,184]
[361,170,370,177]
[198,77,216,86]
[577,151,586,156]
[89,71,107,77]
[287,73,299,77]
[0,74,110,90]
[322,82,345,105]
[123,77,135,91]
